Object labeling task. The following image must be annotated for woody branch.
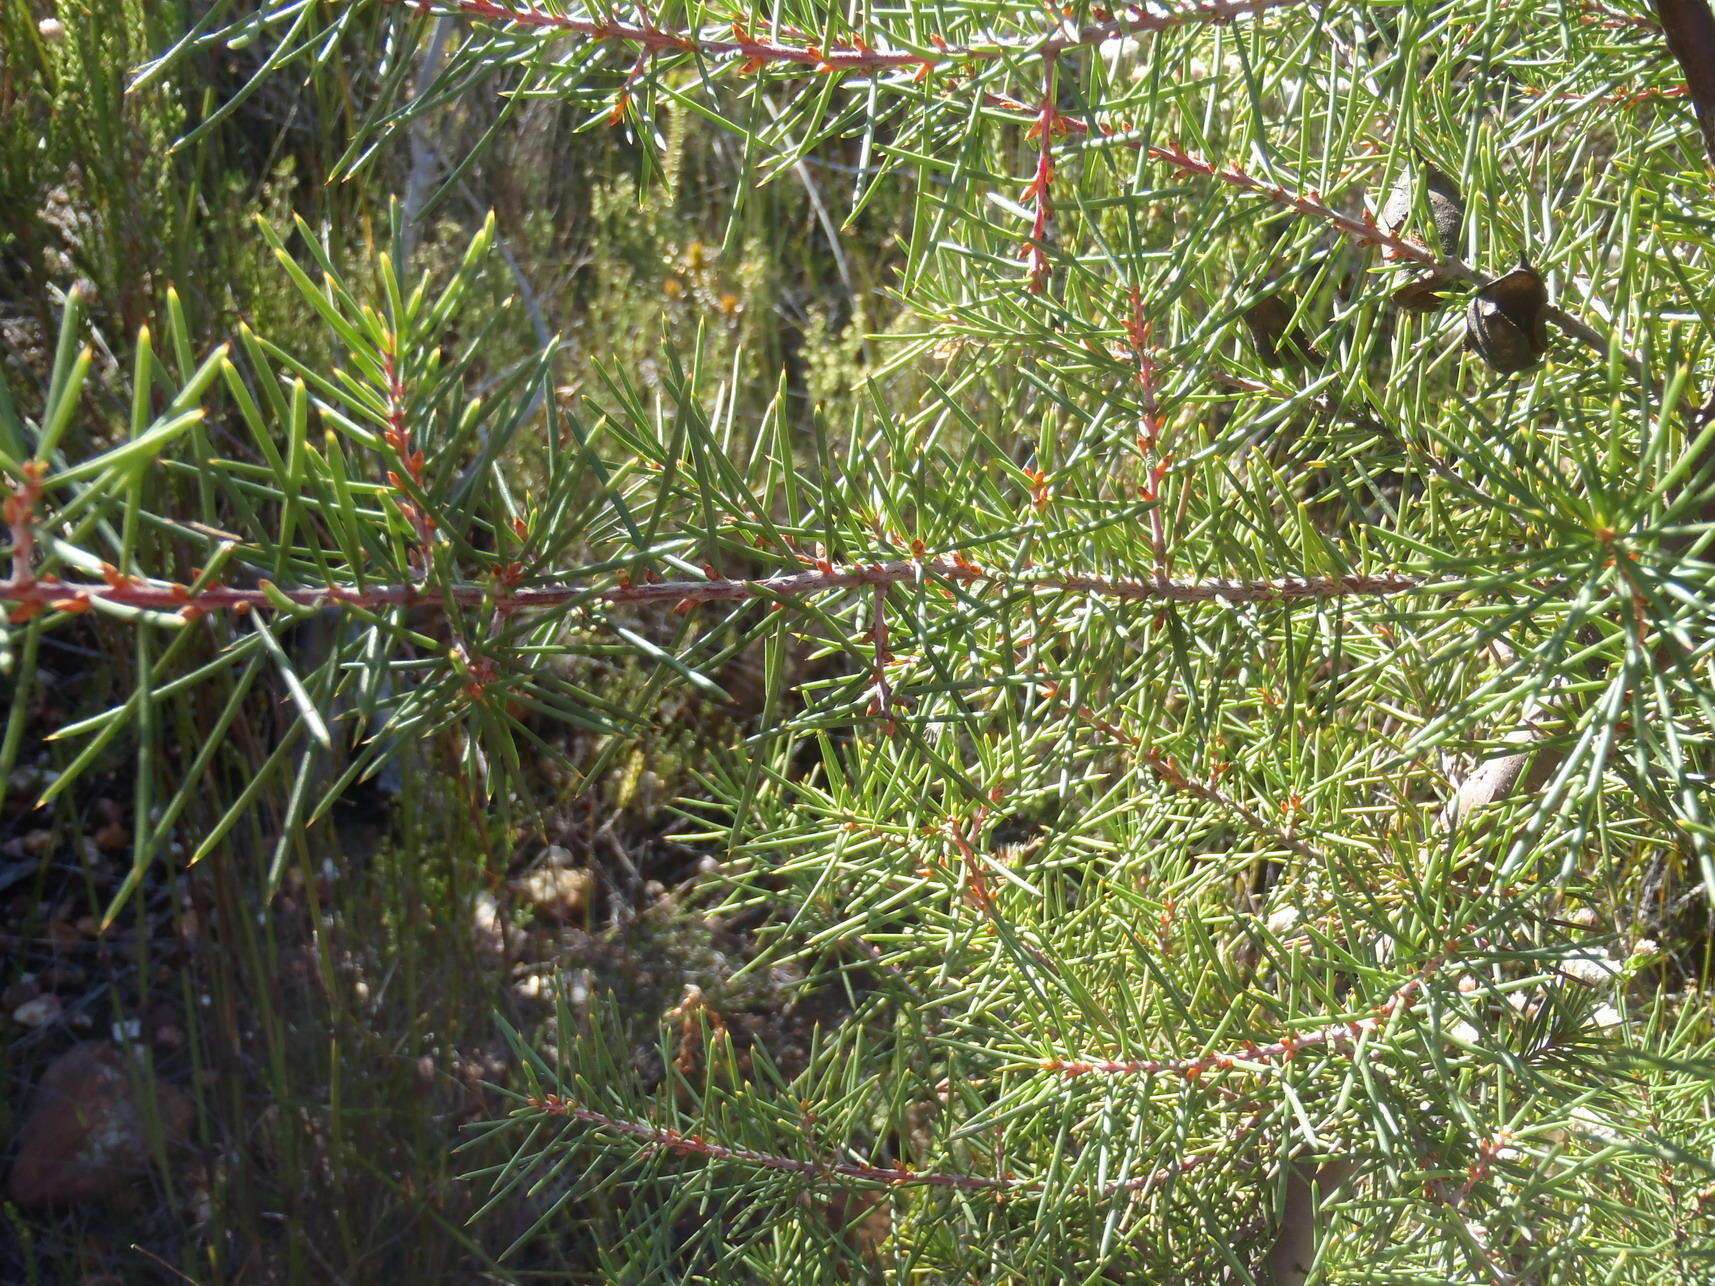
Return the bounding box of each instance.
[525,1094,1260,1197]
[391,0,1655,390]
[1041,968,1437,1078]
[1124,290,1170,571]
[383,0,1311,72]
[1081,139,1655,385]
[0,556,1431,625]
[1022,51,1059,293]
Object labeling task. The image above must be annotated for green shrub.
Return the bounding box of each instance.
[8,0,1715,1281]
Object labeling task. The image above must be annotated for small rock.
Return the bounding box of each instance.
[5,1042,192,1206]
[1568,1103,1624,1143]
[513,973,547,1000]
[39,963,84,989]
[3,765,41,798]
[46,919,82,950]
[75,916,101,938]
[22,829,55,855]
[516,866,593,920]
[14,993,63,1027]
[93,823,129,855]
[3,975,42,1010]
[472,891,502,942]
[1264,904,1300,936]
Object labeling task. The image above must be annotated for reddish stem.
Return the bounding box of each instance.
[0,562,1428,622]
[1043,972,1431,1078]
[387,0,1310,72]
[1574,0,1661,29]
[1124,291,1170,570]
[1141,143,1439,265]
[526,1094,1252,1196]
[1023,53,1059,293]
[1519,82,1686,103]
[381,345,435,566]
[1085,139,1655,385]
[3,462,44,587]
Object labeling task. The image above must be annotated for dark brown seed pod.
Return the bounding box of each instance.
[1422,165,1464,256]
[1389,272,1458,312]
[1241,292,1325,369]
[1379,155,1465,256]
[1465,260,1550,374]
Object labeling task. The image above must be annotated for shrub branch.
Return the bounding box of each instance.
[0,560,1431,624]
[524,1094,1260,1197]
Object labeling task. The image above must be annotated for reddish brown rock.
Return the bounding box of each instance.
[93,822,129,855]
[5,1042,192,1206]
[44,918,81,950]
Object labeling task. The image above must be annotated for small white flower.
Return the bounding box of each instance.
[1445,1019,1482,1045]
[1560,950,1618,987]
[1589,1003,1625,1031]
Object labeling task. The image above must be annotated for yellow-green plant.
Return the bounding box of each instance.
[10,0,1715,1281]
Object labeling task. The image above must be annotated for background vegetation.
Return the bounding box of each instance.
[4,0,1715,1281]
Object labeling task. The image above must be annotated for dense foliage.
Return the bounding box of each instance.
[7,0,1715,1280]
